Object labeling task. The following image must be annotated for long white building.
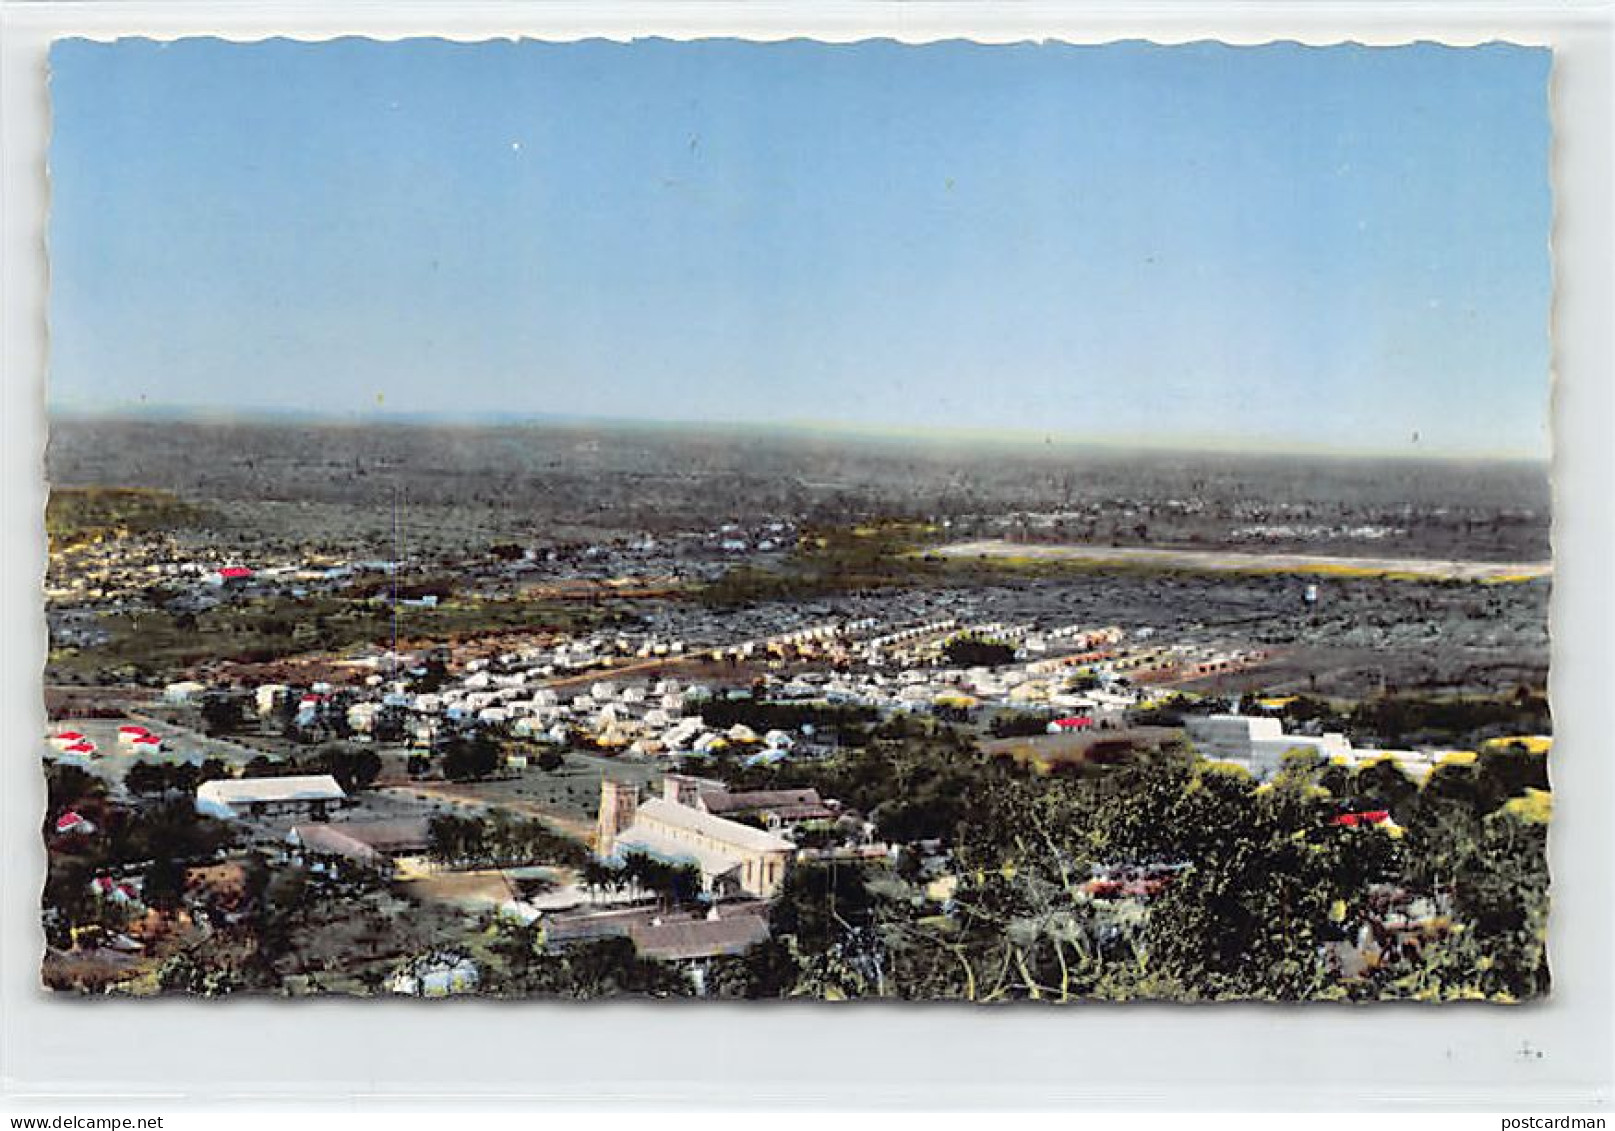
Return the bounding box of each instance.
[1186,714,1443,782]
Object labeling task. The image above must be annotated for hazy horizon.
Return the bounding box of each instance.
[48,38,1553,460]
[48,403,1552,468]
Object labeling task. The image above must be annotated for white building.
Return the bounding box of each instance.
[255,684,288,716]
[196,775,347,820]
[1186,715,1352,780]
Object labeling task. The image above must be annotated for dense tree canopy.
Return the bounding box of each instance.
[702,720,1550,1003]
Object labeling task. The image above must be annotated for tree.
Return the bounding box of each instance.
[581,858,620,904]
[46,763,105,812]
[1135,763,1400,1000]
[199,691,245,737]
[106,799,234,871]
[156,953,206,994]
[442,731,501,781]
[767,859,885,999]
[943,633,1017,667]
[1381,792,1551,1001]
[197,758,232,784]
[705,937,801,999]
[989,710,1055,739]
[427,815,488,868]
[242,755,290,778]
[496,936,690,999]
[620,851,701,910]
[373,704,408,744]
[1351,758,1421,821]
[123,761,162,795]
[412,655,452,694]
[315,746,383,793]
[142,857,187,912]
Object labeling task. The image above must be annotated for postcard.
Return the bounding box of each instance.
[41,37,1552,1001]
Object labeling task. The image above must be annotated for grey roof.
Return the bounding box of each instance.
[293,819,430,858]
[630,914,771,962]
[634,798,793,854]
[700,788,833,820]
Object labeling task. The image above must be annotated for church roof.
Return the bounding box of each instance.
[634,797,793,854]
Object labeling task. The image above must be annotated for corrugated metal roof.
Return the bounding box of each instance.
[197,775,346,805]
[635,798,793,854]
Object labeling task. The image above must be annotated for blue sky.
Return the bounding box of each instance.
[48,38,1552,457]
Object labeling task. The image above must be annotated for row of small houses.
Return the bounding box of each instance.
[164,642,1159,762]
[236,663,1136,760]
[152,620,1256,768]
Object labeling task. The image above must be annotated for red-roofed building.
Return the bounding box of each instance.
[1047,716,1094,733]
[1332,810,1392,828]
[205,565,255,587]
[89,876,140,904]
[55,811,95,835]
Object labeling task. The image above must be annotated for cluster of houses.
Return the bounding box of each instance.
[52,605,1496,803]
[148,619,1174,767]
[48,724,163,765]
[43,532,356,609]
[44,533,223,605]
[53,614,1303,788]
[707,520,795,556]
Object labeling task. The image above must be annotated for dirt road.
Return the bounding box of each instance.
[926,540,1551,583]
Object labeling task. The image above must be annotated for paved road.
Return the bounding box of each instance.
[926,540,1552,583]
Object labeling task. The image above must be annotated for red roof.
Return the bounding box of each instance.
[63,741,95,754]
[90,877,135,900]
[56,811,89,832]
[1053,716,1094,728]
[1332,810,1391,828]
[55,731,84,741]
[218,566,254,579]
[131,735,160,745]
[118,725,149,735]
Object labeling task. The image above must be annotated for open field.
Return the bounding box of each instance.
[926,539,1552,583]
[380,752,662,837]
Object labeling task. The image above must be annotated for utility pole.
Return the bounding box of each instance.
[392,482,402,683]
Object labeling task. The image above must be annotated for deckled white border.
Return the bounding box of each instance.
[2,2,1610,1112]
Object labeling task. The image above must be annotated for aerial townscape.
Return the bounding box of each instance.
[40,37,1553,1005]
[39,419,1553,1002]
